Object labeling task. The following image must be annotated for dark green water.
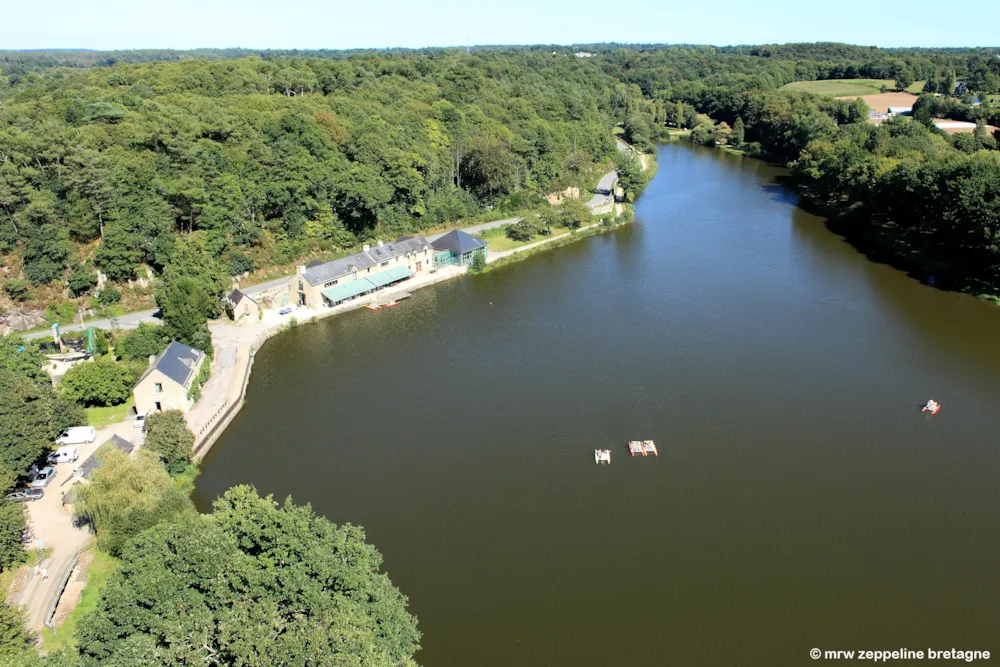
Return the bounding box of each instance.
[194,144,1000,666]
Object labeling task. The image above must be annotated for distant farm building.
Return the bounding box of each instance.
[933,120,976,133]
[887,106,912,116]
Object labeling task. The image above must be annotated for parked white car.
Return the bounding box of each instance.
[47,446,79,464]
[133,412,147,429]
[55,426,97,445]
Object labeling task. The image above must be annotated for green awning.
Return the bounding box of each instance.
[366,266,413,288]
[321,278,376,304]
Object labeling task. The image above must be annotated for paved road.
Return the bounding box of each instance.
[23,309,162,341]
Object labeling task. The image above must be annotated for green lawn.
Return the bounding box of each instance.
[85,398,133,428]
[40,550,118,652]
[486,225,580,252]
[781,78,925,96]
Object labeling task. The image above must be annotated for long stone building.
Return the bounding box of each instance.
[290,236,433,308]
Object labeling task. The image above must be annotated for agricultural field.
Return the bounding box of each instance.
[781,78,925,97]
[839,91,919,113]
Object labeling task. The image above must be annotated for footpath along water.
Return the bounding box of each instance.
[195,144,1000,666]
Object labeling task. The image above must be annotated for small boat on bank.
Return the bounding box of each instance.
[365,304,381,311]
[383,301,400,308]
[594,449,611,464]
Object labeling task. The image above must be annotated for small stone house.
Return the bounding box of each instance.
[224,289,261,325]
[133,341,206,415]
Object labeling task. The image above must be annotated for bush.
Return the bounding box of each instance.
[143,411,195,475]
[67,271,98,297]
[44,301,77,324]
[115,323,168,361]
[186,358,211,402]
[94,287,121,306]
[505,221,535,242]
[469,250,487,273]
[0,501,26,572]
[3,280,29,303]
[225,251,255,277]
[60,356,134,407]
[555,199,591,230]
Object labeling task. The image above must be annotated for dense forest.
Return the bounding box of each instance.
[0,51,628,313]
[3,43,1000,319]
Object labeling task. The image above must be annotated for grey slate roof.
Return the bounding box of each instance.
[366,236,431,264]
[301,236,430,286]
[226,289,256,306]
[302,252,377,286]
[431,229,487,255]
[137,341,205,389]
[79,435,135,480]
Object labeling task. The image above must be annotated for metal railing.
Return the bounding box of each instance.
[42,542,92,630]
[192,344,257,457]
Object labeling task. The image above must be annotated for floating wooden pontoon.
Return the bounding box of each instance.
[594,449,612,464]
[642,440,658,456]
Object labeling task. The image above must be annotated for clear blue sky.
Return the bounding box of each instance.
[3,0,997,51]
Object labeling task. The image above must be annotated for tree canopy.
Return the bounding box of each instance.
[76,485,420,666]
[71,449,195,557]
[142,410,194,475]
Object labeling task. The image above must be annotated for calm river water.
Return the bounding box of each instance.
[194,144,1000,666]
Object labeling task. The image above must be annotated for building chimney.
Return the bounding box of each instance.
[377,239,384,247]
[148,355,156,367]
[362,244,370,252]
[297,265,306,275]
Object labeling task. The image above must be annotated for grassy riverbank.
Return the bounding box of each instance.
[484,210,635,273]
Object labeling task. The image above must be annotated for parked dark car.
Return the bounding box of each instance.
[5,488,44,502]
